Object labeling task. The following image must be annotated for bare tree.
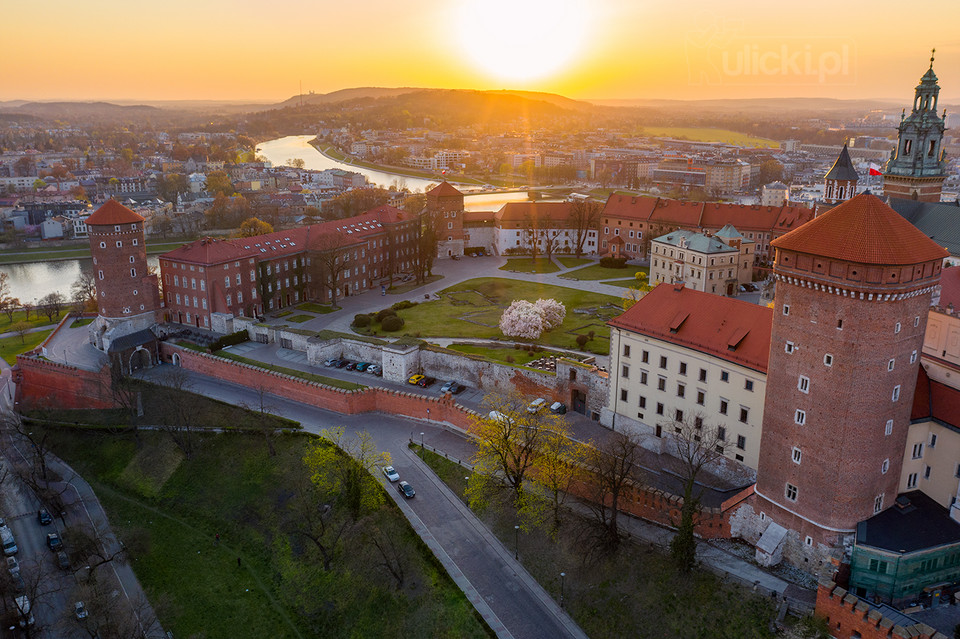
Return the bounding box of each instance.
[242,385,278,457]
[521,210,542,258]
[568,199,602,258]
[580,430,645,551]
[2,411,53,483]
[309,231,352,308]
[666,413,726,572]
[71,272,97,314]
[38,291,65,321]
[282,459,352,571]
[157,367,200,459]
[0,295,19,323]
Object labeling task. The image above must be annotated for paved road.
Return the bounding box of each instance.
[140,363,588,639]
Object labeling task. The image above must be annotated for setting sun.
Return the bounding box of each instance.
[455,0,591,83]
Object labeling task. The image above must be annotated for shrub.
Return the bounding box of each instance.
[588,330,596,339]
[514,343,521,350]
[576,334,590,349]
[499,300,545,339]
[505,355,515,363]
[352,314,371,328]
[376,308,397,322]
[534,298,566,330]
[381,315,405,332]
[391,300,418,311]
[209,330,249,352]
[599,256,628,268]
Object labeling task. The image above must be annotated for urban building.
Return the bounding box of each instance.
[761,182,789,207]
[823,145,859,204]
[493,201,597,256]
[648,224,754,296]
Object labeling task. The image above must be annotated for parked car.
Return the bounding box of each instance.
[441,380,464,394]
[397,481,415,499]
[323,358,338,367]
[488,410,514,425]
[550,401,567,415]
[6,555,19,576]
[37,509,52,525]
[46,532,63,551]
[382,466,400,482]
[334,359,350,368]
[345,361,357,370]
[407,374,425,385]
[366,365,381,376]
[75,601,88,620]
[527,398,547,414]
[15,595,34,627]
[354,362,369,372]
[417,376,436,387]
[56,551,70,570]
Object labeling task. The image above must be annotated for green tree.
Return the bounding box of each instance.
[287,158,306,169]
[304,427,390,521]
[239,217,274,237]
[204,170,234,196]
[32,178,47,191]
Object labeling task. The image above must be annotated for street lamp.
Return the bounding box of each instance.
[420,432,425,458]
[560,572,566,608]
[514,525,520,560]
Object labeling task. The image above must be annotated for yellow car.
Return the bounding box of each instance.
[407,374,425,385]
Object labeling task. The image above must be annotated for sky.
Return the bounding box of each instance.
[5,0,960,103]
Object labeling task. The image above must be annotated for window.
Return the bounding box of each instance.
[782,304,790,316]
[737,435,746,450]
[837,319,843,330]
[697,390,705,405]
[795,409,806,425]
[620,389,628,402]
[640,371,648,385]
[717,426,726,441]
[895,322,901,334]
[114,225,121,232]
[823,353,833,366]
[874,494,884,514]
[785,341,795,354]
[887,358,895,372]
[720,371,729,383]
[924,465,931,480]
[99,242,106,248]
[885,419,894,436]
[699,368,707,382]
[677,383,685,398]
[98,270,103,280]
[914,316,920,327]
[907,472,918,489]
[675,409,684,422]
[720,399,728,415]
[805,536,813,547]
[132,238,138,246]
[224,276,230,289]
[739,407,749,423]
[910,350,917,364]
[745,380,754,392]
[116,241,122,248]
[912,442,923,459]
[623,344,631,357]
[638,396,646,409]
[621,365,629,379]
[785,483,798,501]
[881,459,889,474]
[791,447,801,464]
[930,433,938,448]
[656,403,664,416]
[679,362,687,376]
[892,385,901,402]
[955,463,960,479]
[236,274,242,285]
[657,377,666,391]
[659,356,667,369]
[642,350,649,364]
[798,376,810,393]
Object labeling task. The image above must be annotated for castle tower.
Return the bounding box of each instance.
[753,194,947,555]
[883,51,948,202]
[86,200,160,351]
[426,181,465,257]
[823,145,858,204]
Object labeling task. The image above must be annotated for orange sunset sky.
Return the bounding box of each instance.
[6,0,960,103]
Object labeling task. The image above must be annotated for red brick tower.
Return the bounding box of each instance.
[86,200,160,350]
[753,194,946,550]
[426,181,465,257]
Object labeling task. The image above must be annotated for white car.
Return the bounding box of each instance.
[75,600,88,620]
[527,398,547,414]
[382,466,400,482]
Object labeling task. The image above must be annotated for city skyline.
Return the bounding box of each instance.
[6,0,960,103]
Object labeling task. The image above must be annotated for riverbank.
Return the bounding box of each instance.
[0,240,190,265]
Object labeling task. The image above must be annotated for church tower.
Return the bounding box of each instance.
[823,145,858,204]
[425,181,465,258]
[883,51,948,202]
[86,200,160,351]
[752,194,946,563]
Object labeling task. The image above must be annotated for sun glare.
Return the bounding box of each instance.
[455,0,590,83]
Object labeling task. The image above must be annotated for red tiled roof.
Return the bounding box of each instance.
[608,283,773,373]
[649,199,703,226]
[161,237,254,265]
[911,366,960,428]
[772,193,948,265]
[427,181,463,197]
[601,193,659,221]
[85,199,144,226]
[463,210,496,224]
[939,266,960,309]
[495,201,573,224]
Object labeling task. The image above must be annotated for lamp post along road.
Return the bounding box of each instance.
[560,572,566,609]
[420,432,425,458]
[514,525,520,560]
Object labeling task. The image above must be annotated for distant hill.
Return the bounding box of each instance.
[0,101,163,120]
[275,87,421,109]
[586,96,913,115]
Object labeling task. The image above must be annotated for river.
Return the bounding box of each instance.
[2,136,546,304]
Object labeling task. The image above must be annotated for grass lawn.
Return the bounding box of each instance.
[601,278,651,289]
[274,310,293,318]
[0,310,63,331]
[641,126,779,148]
[214,350,365,390]
[394,278,621,355]
[498,258,560,274]
[387,274,443,296]
[415,446,780,639]
[0,328,54,365]
[285,314,314,323]
[564,264,649,281]
[41,429,491,639]
[447,344,563,367]
[555,257,593,269]
[295,302,338,314]
[71,317,95,327]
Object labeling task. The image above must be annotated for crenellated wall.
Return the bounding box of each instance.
[815,581,948,639]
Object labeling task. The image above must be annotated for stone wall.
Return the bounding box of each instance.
[815,581,948,639]
[14,357,116,411]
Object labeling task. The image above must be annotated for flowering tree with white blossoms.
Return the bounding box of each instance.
[499,300,545,339]
[534,298,565,330]
[499,298,566,339]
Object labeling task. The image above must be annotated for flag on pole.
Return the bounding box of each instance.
[868,163,882,176]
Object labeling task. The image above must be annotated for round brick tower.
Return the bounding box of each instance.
[754,193,947,549]
[86,200,160,350]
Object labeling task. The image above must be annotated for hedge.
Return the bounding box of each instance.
[353,314,372,328]
[209,330,249,352]
[381,315,405,332]
[599,256,628,268]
